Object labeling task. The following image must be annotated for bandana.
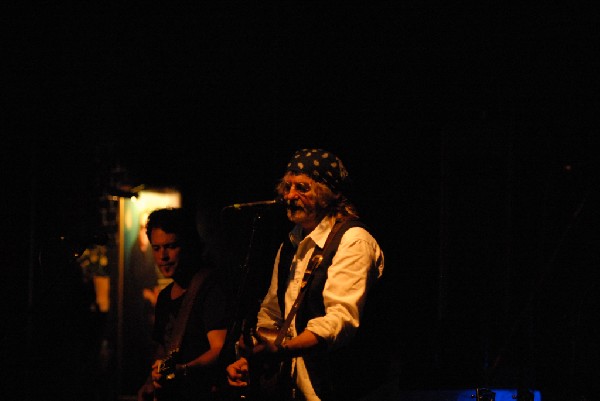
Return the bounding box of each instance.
[285,148,349,192]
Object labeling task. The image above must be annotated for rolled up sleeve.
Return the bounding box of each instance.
[305,227,384,349]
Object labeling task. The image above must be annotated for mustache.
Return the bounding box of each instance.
[286,199,302,209]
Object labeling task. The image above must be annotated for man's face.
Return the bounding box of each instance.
[282,173,322,230]
[149,228,182,279]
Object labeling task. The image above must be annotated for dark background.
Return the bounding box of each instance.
[3,3,599,401]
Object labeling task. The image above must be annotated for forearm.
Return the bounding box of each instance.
[176,328,226,373]
[282,329,323,356]
[176,347,221,373]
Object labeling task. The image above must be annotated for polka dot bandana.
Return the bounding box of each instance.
[285,148,349,192]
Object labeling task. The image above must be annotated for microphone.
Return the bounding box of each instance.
[223,198,285,210]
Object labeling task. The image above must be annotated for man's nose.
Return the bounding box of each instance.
[284,189,300,198]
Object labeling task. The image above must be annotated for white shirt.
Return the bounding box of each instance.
[256,216,385,400]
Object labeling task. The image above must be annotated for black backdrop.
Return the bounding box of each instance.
[3,3,599,401]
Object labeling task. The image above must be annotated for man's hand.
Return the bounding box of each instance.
[253,327,280,354]
[137,359,163,401]
[151,359,165,389]
[226,357,249,387]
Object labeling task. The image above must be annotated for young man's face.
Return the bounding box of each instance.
[149,228,182,279]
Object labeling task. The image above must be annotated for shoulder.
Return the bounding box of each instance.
[340,224,383,258]
[340,220,376,242]
[193,272,229,302]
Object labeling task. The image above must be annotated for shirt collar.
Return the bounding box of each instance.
[288,216,336,249]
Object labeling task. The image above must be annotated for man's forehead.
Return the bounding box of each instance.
[284,172,314,182]
[150,229,179,243]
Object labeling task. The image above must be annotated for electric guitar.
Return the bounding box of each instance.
[157,348,179,385]
[240,253,324,401]
[152,348,180,401]
[238,323,292,401]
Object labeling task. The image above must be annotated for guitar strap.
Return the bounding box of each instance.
[275,218,351,344]
[168,268,211,353]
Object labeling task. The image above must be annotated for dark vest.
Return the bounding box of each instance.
[276,219,368,401]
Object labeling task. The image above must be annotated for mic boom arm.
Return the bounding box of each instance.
[223,198,284,210]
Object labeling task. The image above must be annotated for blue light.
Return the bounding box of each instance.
[455,388,542,401]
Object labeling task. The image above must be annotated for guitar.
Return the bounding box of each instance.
[260,327,293,400]
[157,348,179,385]
[240,253,324,401]
[239,324,292,401]
[153,349,179,401]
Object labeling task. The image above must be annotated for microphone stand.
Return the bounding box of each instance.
[220,209,268,366]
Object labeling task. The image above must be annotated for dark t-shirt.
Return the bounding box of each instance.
[153,273,230,400]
